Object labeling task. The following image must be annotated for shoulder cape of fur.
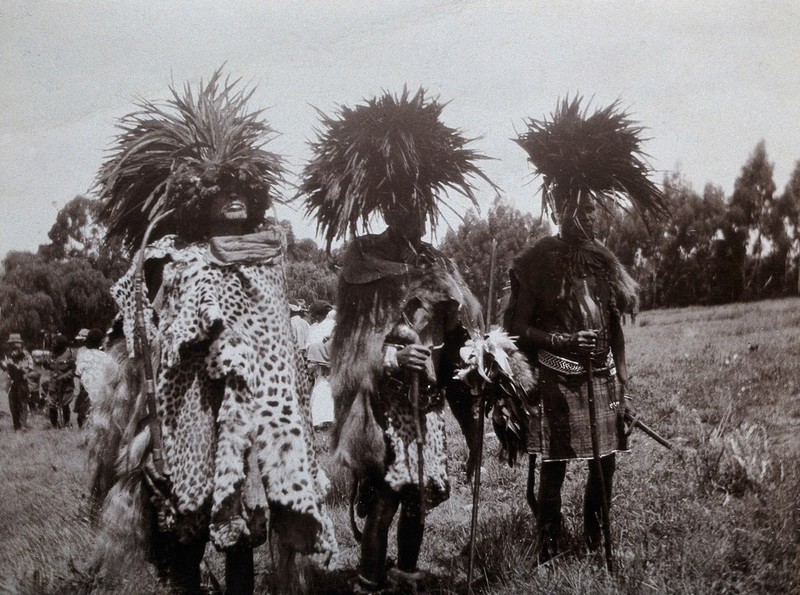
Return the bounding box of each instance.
[329,232,482,472]
[513,235,639,313]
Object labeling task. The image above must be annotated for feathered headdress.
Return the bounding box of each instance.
[514,96,666,227]
[96,69,283,250]
[301,87,495,250]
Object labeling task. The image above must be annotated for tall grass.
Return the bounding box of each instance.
[1,298,799,593]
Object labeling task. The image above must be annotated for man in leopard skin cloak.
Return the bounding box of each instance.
[301,89,494,592]
[87,71,335,593]
[507,97,667,563]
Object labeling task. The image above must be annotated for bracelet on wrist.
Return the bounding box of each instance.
[549,332,569,351]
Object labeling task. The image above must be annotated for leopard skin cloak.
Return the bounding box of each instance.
[329,232,483,476]
[107,229,336,557]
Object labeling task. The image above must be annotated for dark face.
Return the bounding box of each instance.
[561,195,597,243]
[9,343,22,356]
[212,192,248,222]
[209,191,249,236]
[384,204,426,244]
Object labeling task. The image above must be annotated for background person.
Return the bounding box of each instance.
[289,299,311,357]
[306,302,335,430]
[46,334,76,429]
[1,333,33,430]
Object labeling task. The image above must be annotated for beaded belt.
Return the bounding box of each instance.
[538,349,616,376]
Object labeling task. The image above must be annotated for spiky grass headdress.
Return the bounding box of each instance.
[514,96,666,227]
[301,88,495,250]
[96,69,283,250]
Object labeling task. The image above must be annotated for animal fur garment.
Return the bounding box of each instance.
[511,235,639,316]
[87,228,336,574]
[85,339,145,521]
[504,235,636,460]
[328,233,483,475]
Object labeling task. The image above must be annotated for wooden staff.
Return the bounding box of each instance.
[585,356,614,574]
[133,209,173,478]
[467,238,497,591]
[410,370,426,517]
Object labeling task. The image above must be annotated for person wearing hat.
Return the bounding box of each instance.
[90,71,336,592]
[45,334,76,429]
[1,333,33,430]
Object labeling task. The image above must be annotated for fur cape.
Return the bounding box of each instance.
[329,233,482,474]
[508,235,638,320]
[86,230,337,585]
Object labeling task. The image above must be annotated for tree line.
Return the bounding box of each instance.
[605,141,800,308]
[2,140,798,344]
[0,197,339,346]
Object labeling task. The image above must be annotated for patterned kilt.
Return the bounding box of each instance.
[526,367,625,461]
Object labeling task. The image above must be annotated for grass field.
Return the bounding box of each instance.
[1,298,799,594]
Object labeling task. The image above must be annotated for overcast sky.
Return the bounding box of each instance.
[2,0,799,259]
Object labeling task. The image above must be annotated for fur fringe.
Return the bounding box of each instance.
[329,239,482,475]
[512,235,639,315]
[86,339,147,521]
[88,474,149,582]
[85,338,154,584]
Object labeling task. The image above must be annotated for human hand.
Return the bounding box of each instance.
[395,344,431,372]
[569,330,598,354]
[614,381,630,416]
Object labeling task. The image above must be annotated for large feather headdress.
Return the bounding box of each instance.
[96,69,283,250]
[514,96,666,227]
[301,87,495,250]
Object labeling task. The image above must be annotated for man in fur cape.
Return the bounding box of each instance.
[506,97,667,562]
[301,89,491,592]
[88,71,335,593]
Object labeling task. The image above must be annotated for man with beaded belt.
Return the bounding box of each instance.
[301,88,491,591]
[506,97,666,562]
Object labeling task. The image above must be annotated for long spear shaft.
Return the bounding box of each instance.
[410,370,425,517]
[467,238,497,591]
[586,356,614,574]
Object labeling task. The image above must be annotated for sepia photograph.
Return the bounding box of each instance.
[1,1,798,593]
